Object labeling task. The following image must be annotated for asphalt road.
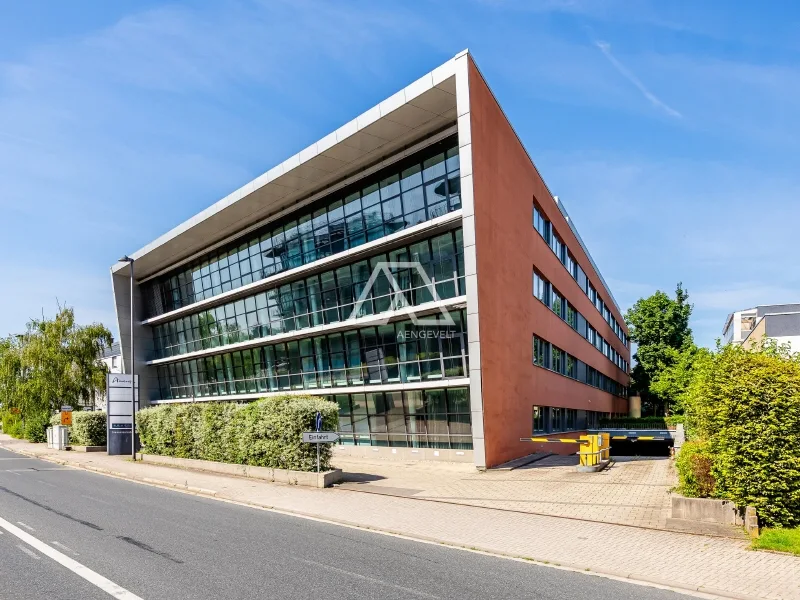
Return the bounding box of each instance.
[0,447,691,599]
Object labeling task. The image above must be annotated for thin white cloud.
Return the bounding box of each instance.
[594,40,682,118]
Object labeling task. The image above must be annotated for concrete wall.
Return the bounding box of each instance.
[466,57,629,468]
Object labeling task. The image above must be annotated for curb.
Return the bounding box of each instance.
[0,443,775,600]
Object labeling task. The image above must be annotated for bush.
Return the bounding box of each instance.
[2,411,23,438]
[49,412,107,446]
[138,395,338,471]
[676,441,715,497]
[684,342,800,527]
[23,412,50,443]
[72,412,107,446]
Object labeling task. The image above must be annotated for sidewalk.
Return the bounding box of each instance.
[334,452,676,530]
[2,435,798,600]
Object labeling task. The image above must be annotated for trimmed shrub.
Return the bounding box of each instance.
[23,412,50,443]
[684,342,800,527]
[72,412,107,446]
[676,441,715,497]
[137,395,338,471]
[49,412,107,446]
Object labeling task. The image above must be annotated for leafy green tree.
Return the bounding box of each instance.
[650,343,709,414]
[624,283,693,415]
[0,307,112,438]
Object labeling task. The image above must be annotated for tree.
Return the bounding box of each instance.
[624,283,693,415]
[0,307,113,439]
[650,343,709,414]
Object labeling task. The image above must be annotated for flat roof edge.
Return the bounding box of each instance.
[112,50,468,275]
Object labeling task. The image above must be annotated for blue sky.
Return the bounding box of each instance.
[1,0,798,348]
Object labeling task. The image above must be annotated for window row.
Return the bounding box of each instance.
[144,137,462,317]
[532,405,606,434]
[157,311,469,400]
[532,335,628,398]
[533,270,628,373]
[153,229,465,359]
[331,388,471,449]
[532,204,627,347]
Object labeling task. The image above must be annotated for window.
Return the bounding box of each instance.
[533,204,549,242]
[533,270,549,303]
[552,346,565,374]
[566,253,576,278]
[566,303,577,329]
[550,233,564,262]
[533,335,550,368]
[566,355,576,379]
[532,406,546,433]
[566,409,577,431]
[552,407,563,432]
[551,289,563,319]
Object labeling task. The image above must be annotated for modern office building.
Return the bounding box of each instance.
[111,50,630,469]
[725,304,800,353]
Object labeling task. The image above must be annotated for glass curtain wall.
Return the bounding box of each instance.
[332,387,471,449]
[144,137,462,317]
[152,229,465,359]
[157,310,469,400]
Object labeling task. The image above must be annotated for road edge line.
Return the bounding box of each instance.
[0,515,143,599]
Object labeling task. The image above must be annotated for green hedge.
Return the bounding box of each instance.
[137,395,338,471]
[676,441,715,497]
[684,343,800,527]
[50,412,107,446]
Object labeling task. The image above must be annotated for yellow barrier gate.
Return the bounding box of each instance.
[521,433,610,468]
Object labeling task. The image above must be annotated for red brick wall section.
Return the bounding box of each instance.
[467,58,630,467]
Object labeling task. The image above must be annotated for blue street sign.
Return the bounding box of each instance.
[315,411,322,432]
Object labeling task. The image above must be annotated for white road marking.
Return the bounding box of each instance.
[17,521,35,532]
[38,480,57,487]
[295,557,440,599]
[0,516,143,599]
[17,544,40,559]
[52,541,79,555]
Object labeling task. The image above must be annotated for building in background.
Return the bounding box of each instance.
[725,304,800,353]
[100,342,123,375]
[110,50,630,469]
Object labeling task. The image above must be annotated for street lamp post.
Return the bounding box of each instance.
[119,256,136,461]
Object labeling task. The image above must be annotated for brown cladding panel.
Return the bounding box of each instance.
[467,58,629,467]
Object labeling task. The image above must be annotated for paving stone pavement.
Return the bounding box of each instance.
[335,453,676,529]
[2,435,798,600]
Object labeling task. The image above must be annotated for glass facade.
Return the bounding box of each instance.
[332,387,471,449]
[157,310,469,400]
[152,229,465,360]
[144,137,462,318]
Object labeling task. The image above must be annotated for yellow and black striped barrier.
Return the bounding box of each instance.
[520,434,611,467]
[610,435,666,441]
